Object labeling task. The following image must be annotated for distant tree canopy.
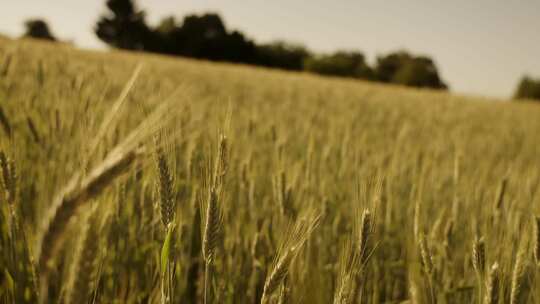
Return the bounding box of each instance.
[514,76,540,101]
[375,51,447,89]
[95,0,154,50]
[256,41,310,71]
[23,19,57,41]
[95,0,447,90]
[304,51,374,79]
[155,14,258,63]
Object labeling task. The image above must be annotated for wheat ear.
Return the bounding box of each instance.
[261,211,320,303]
[484,262,500,304]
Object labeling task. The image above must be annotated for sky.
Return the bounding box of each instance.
[1,0,540,99]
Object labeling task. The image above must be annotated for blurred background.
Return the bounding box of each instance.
[1,0,540,100]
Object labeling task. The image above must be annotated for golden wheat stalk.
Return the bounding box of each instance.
[413,198,421,244]
[36,147,140,304]
[533,216,540,266]
[201,187,221,304]
[494,178,507,211]
[510,246,526,304]
[0,150,17,205]
[261,211,320,303]
[418,233,435,303]
[333,240,360,304]
[472,236,486,279]
[484,262,500,304]
[419,234,433,276]
[472,235,486,304]
[202,188,220,263]
[0,105,11,137]
[63,206,95,304]
[154,141,175,227]
[202,133,229,304]
[358,209,372,265]
[26,116,41,144]
[37,148,140,274]
[212,134,228,190]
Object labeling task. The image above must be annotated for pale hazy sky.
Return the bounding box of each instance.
[2,0,540,98]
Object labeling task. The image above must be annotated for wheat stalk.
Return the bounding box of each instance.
[37,148,140,273]
[203,188,220,263]
[261,211,320,303]
[333,240,360,304]
[0,105,11,138]
[494,178,507,211]
[413,198,421,244]
[358,209,372,265]
[0,150,17,205]
[484,262,499,304]
[472,235,486,304]
[155,141,175,227]
[202,133,229,304]
[472,236,486,279]
[533,216,540,267]
[213,134,228,190]
[419,234,434,303]
[26,116,41,144]
[419,234,433,276]
[510,246,526,304]
[63,206,95,304]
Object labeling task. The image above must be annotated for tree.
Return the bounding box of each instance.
[374,51,411,83]
[375,51,447,89]
[156,13,257,62]
[392,57,447,89]
[171,13,228,58]
[23,19,57,41]
[218,30,257,63]
[304,51,374,79]
[514,76,540,100]
[95,0,156,50]
[256,41,310,70]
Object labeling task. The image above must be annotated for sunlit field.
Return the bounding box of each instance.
[1,37,540,303]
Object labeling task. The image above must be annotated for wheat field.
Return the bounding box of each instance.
[1,37,540,303]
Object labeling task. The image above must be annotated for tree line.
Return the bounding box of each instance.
[18,0,540,100]
[93,0,447,89]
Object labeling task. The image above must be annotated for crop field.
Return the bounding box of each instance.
[1,37,540,303]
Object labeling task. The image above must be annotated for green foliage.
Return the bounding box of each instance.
[95,0,153,50]
[23,19,57,41]
[376,51,447,89]
[256,41,310,71]
[514,76,540,100]
[304,51,374,79]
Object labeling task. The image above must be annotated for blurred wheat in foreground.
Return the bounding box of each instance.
[1,37,540,303]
